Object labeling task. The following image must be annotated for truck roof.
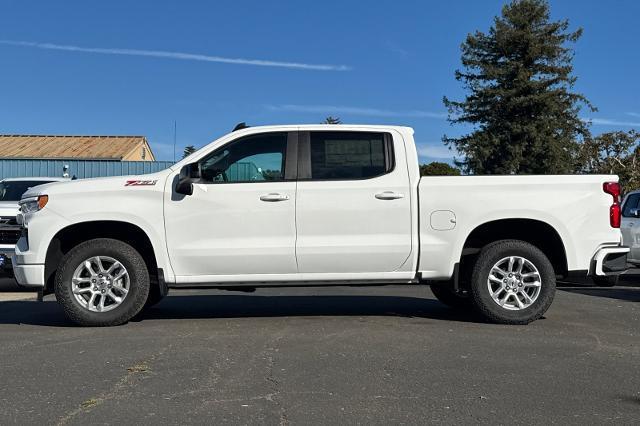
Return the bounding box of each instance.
[232,124,415,133]
[172,123,416,170]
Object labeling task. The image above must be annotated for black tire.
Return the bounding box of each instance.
[430,282,472,309]
[470,239,556,325]
[592,275,619,287]
[55,238,150,326]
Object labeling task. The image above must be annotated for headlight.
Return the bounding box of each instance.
[19,195,49,213]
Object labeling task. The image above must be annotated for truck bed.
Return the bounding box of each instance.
[417,175,622,279]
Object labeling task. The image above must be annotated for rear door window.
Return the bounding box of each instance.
[306,132,393,180]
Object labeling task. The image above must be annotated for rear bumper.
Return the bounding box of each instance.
[590,246,629,276]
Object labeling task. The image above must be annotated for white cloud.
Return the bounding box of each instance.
[0,40,351,71]
[383,41,410,57]
[626,112,640,118]
[416,143,456,159]
[266,104,446,119]
[585,117,640,127]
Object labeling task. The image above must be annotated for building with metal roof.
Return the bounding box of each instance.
[0,135,155,161]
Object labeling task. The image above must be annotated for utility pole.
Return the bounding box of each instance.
[173,120,177,162]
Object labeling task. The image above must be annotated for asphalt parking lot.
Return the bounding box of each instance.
[0,277,638,425]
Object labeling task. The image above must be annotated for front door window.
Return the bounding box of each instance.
[199,133,287,183]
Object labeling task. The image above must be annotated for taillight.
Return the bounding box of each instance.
[610,203,621,228]
[603,182,621,228]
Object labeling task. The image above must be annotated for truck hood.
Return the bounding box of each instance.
[0,201,20,218]
[21,170,171,199]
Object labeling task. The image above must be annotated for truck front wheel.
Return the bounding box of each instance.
[470,240,556,325]
[54,238,150,326]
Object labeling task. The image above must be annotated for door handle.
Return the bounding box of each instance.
[260,193,290,202]
[375,191,404,200]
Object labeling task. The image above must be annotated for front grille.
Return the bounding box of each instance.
[0,227,21,245]
[0,217,18,226]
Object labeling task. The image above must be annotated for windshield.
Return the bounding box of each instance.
[0,181,54,202]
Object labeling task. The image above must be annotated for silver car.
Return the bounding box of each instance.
[621,190,640,266]
[588,190,640,286]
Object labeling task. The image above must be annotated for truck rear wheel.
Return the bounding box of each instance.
[54,238,150,326]
[469,240,555,325]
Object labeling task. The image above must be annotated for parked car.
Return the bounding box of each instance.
[581,189,640,287]
[621,190,640,263]
[0,177,69,274]
[12,125,628,326]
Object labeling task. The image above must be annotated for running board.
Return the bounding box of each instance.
[167,279,420,290]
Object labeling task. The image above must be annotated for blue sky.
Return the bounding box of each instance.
[1,0,639,163]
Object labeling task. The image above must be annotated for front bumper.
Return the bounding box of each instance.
[0,245,15,276]
[0,243,15,257]
[11,257,45,288]
[591,246,629,276]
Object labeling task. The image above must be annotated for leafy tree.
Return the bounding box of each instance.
[261,169,283,181]
[182,145,197,159]
[323,116,342,124]
[578,130,640,191]
[443,0,594,175]
[420,162,461,176]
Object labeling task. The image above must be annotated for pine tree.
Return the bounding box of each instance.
[323,116,342,124]
[182,145,197,159]
[443,0,594,174]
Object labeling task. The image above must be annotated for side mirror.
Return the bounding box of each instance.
[175,162,200,196]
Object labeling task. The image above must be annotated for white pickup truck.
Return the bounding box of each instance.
[12,125,628,326]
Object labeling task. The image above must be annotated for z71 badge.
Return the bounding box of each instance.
[125,180,157,186]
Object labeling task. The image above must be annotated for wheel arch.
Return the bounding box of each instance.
[44,220,161,293]
[460,218,568,278]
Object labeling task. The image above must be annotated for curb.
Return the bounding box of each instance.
[0,292,37,302]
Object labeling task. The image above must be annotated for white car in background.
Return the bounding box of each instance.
[0,177,68,272]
